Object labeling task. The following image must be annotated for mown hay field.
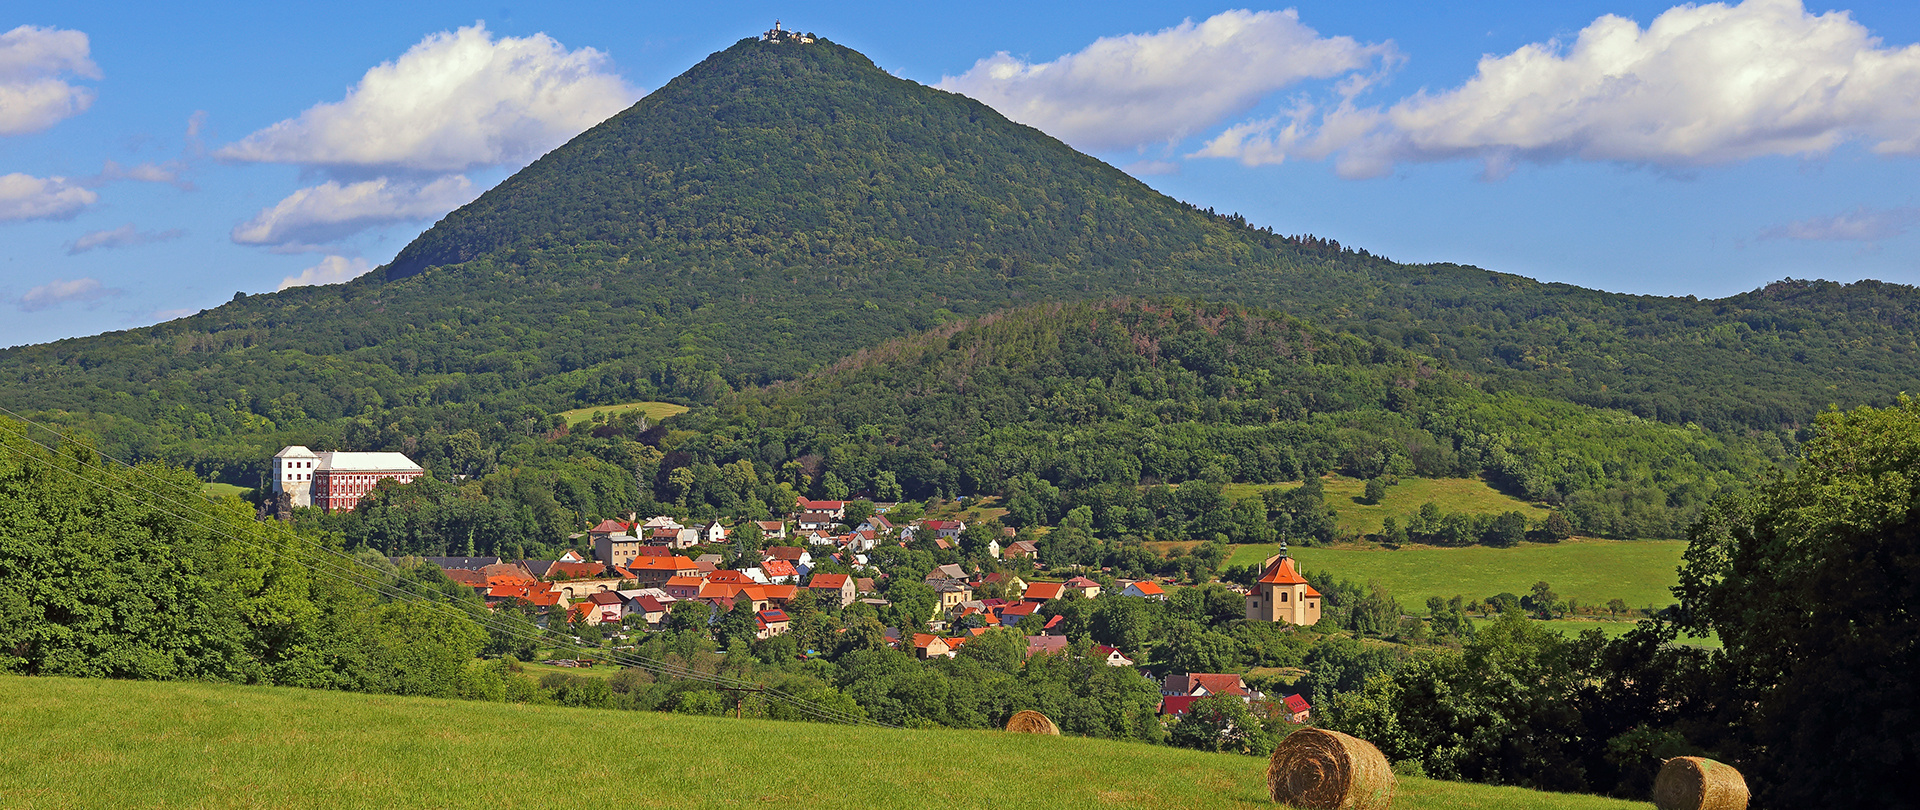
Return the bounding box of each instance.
[0,676,1654,809]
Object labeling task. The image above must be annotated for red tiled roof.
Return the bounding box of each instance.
[1257,556,1310,586]
[443,569,488,587]
[761,560,797,578]
[1187,674,1250,697]
[628,556,693,572]
[1159,696,1200,716]
[809,573,851,589]
[1065,576,1099,588]
[663,575,707,588]
[765,546,806,561]
[544,561,608,579]
[708,570,755,585]
[761,584,798,601]
[633,596,669,614]
[589,519,628,534]
[1024,582,1065,601]
[587,592,623,605]
[1284,694,1311,714]
[1128,581,1166,596]
[1026,635,1069,656]
[634,547,674,557]
[998,602,1039,619]
[757,609,790,624]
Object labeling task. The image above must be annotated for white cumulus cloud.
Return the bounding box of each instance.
[215,22,639,173]
[278,255,372,291]
[938,9,1394,152]
[0,25,99,135]
[230,175,477,250]
[18,277,118,311]
[1761,206,1920,242]
[1199,0,1920,178]
[0,172,97,221]
[66,223,187,254]
[92,160,195,191]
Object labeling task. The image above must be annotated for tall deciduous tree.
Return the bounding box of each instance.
[1675,398,1920,807]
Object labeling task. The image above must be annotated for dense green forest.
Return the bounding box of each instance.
[670,299,1775,540]
[242,299,1778,559]
[1,35,1917,495]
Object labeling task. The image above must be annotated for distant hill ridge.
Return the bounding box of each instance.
[3,33,1920,477]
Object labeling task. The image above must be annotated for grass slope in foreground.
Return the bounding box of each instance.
[1228,540,1686,613]
[3,676,1650,810]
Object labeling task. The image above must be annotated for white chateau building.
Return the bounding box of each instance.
[273,446,424,512]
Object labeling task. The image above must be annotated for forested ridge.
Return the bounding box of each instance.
[0,34,1916,491]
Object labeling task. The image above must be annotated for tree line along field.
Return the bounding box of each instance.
[1465,618,1721,649]
[1227,539,1688,615]
[1,676,1654,810]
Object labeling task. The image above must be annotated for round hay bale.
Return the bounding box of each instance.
[1266,727,1395,810]
[1004,710,1060,735]
[1652,756,1749,810]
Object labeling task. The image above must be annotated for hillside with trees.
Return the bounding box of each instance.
[0,36,1917,489]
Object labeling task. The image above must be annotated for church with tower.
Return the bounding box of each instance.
[1245,547,1323,625]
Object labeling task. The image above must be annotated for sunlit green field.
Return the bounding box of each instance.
[0,676,1652,809]
[201,481,248,499]
[555,400,689,426]
[1229,539,1687,614]
[1221,474,1552,536]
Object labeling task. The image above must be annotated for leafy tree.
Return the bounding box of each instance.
[1539,512,1575,542]
[842,500,875,528]
[1363,477,1388,505]
[666,600,713,634]
[1673,398,1920,807]
[1168,695,1274,755]
[1523,581,1560,619]
[716,597,759,648]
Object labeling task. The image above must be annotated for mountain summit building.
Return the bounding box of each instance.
[273,446,423,512]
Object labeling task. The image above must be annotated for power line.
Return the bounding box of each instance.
[0,409,888,728]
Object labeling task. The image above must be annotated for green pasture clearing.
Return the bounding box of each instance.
[0,676,1651,810]
[517,659,616,681]
[1468,618,1721,649]
[1229,540,1686,614]
[556,400,689,426]
[200,482,248,499]
[1220,474,1551,536]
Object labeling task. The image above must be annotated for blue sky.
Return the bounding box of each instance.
[4,0,1920,348]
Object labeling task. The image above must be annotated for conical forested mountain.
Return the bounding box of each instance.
[3,34,1920,479]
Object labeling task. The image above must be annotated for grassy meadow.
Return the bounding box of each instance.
[1,676,1654,810]
[555,400,689,427]
[201,482,248,499]
[1229,540,1687,614]
[1222,474,1552,536]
